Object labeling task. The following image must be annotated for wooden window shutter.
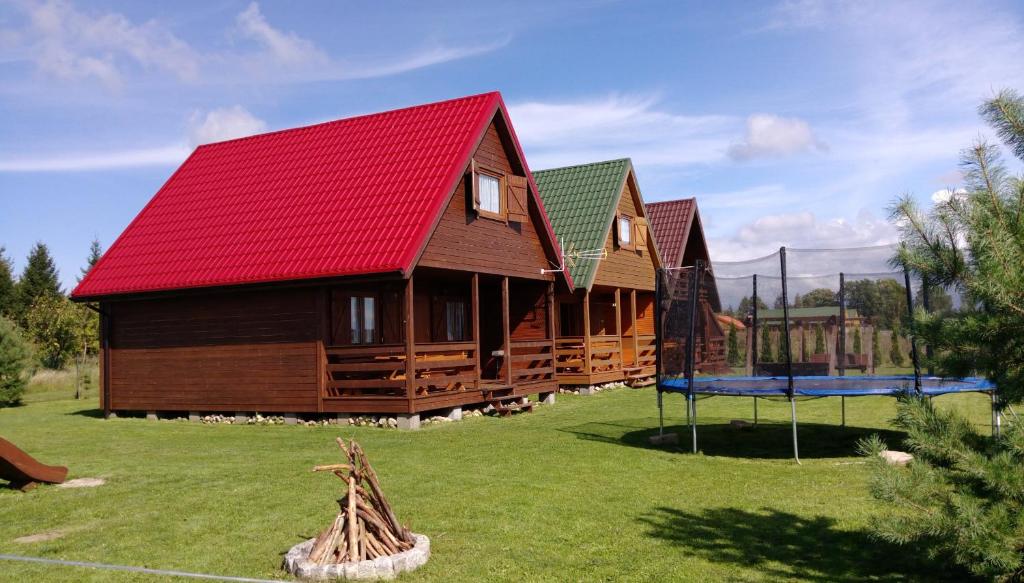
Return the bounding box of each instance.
[613,214,621,248]
[635,216,648,250]
[469,159,481,211]
[506,175,529,223]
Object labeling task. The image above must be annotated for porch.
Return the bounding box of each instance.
[555,287,656,387]
[319,270,557,414]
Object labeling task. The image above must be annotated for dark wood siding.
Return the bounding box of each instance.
[418,121,554,282]
[593,173,657,291]
[107,288,320,412]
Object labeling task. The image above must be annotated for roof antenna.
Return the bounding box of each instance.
[541,237,607,274]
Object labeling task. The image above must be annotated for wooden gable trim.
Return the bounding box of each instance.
[585,162,663,292]
[406,102,572,291]
[623,168,663,270]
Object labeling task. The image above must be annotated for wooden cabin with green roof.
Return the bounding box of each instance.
[533,159,662,389]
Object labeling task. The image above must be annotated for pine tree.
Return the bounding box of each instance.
[888,326,905,367]
[813,324,825,355]
[15,242,62,323]
[0,246,15,318]
[75,240,102,359]
[726,323,741,366]
[871,326,881,367]
[868,88,1024,578]
[759,326,773,363]
[77,238,102,283]
[0,315,32,407]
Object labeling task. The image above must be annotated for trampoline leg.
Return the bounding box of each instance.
[753,397,758,425]
[791,398,801,465]
[657,391,664,436]
[690,395,698,454]
[841,396,846,428]
[991,392,1001,438]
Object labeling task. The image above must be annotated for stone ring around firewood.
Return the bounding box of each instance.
[284,533,430,580]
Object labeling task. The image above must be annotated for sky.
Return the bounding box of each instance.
[1,0,1023,291]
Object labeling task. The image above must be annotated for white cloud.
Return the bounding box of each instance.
[763,0,829,30]
[728,114,827,161]
[15,0,200,88]
[931,187,966,204]
[188,106,267,147]
[0,104,267,171]
[509,94,738,169]
[0,144,189,172]
[1,1,505,91]
[234,2,326,67]
[710,208,898,262]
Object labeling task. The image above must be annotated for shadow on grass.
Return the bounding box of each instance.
[560,418,905,459]
[66,408,105,418]
[640,506,967,582]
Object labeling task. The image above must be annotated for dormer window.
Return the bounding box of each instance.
[478,173,502,214]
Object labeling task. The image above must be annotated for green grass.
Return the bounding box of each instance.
[0,386,993,582]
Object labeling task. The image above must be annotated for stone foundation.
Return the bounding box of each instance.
[283,533,430,581]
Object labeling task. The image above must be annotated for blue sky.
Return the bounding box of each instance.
[2,0,1023,291]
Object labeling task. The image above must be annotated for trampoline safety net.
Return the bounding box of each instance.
[656,245,993,399]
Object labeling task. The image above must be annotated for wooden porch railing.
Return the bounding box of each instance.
[324,342,477,400]
[555,335,623,377]
[508,339,555,384]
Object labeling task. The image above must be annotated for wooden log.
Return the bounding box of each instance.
[352,443,413,543]
[347,476,358,562]
[309,513,343,564]
[313,464,351,473]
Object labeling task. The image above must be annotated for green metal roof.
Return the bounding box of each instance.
[532,159,632,290]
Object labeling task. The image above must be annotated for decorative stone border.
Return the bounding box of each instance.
[283,533,430,580]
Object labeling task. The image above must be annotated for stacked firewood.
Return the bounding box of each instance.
[308,438,416,564]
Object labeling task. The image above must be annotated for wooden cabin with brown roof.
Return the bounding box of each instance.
[71,92,571,427]
[646,197,727,373]
[533,159,662,389]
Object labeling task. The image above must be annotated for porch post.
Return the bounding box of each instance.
[583,290,592,377]
[631,289,639,368]
[404,274,416,405]
[472,273,481,388]
[614,288,622,373]
[502,276,512,386]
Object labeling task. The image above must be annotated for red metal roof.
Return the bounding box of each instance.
[74,92,565,299]
[646,198,695,268]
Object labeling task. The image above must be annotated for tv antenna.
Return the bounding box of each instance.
[541,238,607,275]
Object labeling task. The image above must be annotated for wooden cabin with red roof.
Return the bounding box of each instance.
[645,197,727,372]
[72,93,570,427]
[533,159,662,390]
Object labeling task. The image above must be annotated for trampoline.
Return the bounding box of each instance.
[655,245,999,463]
[660,375,994,398]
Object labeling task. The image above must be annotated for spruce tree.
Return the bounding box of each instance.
[15,242,62,323]
[871,326,881,367]
[853,326,862,355]
[759,326,773,363]
[0,246,15,318]
[813,324,825,355]
[864,88,1024,578]
[800,326,808,361]
[888,326,905,367]
[78,238,102,283]
[0,316,32,406]
[726,323,741,366]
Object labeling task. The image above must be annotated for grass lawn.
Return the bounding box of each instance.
[0,380,992,582]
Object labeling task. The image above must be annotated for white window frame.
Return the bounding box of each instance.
[618,215,633,249]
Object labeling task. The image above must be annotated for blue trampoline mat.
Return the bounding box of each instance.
[659,375,994,397]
